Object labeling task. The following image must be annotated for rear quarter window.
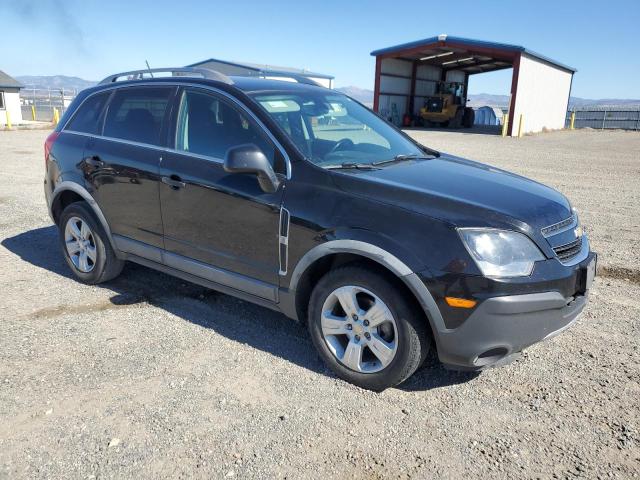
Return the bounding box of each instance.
[103,87,173,146]
[65,91,111,134]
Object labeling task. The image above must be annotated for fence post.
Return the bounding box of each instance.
[517,114,524,138]
[570,111,576,130]
[636,110,639,131]
[31,105,36,121]
[501,114,509,137]
[5,110,11,129]
[602,110,607,130]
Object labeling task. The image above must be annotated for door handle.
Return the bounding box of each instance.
[84,156,104,168]
[162,175,186,190]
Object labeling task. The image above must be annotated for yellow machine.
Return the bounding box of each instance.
[419,81,475,128]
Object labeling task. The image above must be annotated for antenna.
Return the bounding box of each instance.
[145,60,154,78]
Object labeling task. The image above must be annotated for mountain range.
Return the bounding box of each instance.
[464,93,640,109]
[15,75,640,109]
[336,88,640,110]
[16,75,97,92]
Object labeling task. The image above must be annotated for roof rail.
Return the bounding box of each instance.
[99,67,233,85]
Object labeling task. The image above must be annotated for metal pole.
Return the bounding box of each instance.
[636,110,639,131]
[602,110,606,130]
[517,114,524,138]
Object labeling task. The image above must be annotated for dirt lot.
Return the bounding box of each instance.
[0,129,638,479]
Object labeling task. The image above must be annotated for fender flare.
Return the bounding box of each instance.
[49,181,119,254]
[288,240,447,333]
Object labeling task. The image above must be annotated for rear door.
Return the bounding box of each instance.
[159,87,287,299]
[84,86,176,256]
[56,90,112,187]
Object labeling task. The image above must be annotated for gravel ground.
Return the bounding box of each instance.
[0,129,638,479]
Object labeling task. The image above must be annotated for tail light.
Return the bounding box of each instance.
[44,131,60,167]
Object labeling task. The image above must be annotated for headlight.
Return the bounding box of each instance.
[458,228,544,277]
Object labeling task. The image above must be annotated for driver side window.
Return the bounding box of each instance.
[175,89,283,172]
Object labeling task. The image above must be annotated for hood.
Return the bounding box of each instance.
[331,153,572,233]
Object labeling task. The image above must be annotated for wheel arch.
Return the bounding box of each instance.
[286,240,447,337]
[49,182,119,254]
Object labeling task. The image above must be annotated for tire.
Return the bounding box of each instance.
[451,108,464,129]
[308,266,429,391]
[463,107,475,128]
[58,201,124,284]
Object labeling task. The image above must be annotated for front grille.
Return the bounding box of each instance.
[541,214,576,237]
[553,237,583,263]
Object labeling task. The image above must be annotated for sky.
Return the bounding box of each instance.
[1,0,638,99]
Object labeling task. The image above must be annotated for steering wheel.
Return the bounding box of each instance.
[329,138,355,155]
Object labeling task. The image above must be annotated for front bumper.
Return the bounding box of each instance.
[437,290,588,369]
[426,252,597,370]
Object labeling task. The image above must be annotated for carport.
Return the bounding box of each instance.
[371,34,576,136]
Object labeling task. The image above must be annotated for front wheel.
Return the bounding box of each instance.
[462,107,475,128]
[308,266,429,391]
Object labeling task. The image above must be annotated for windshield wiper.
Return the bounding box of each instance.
[373,153,434,166]
[325,162,381,171]
[419,145,440,158]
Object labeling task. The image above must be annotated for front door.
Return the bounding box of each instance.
[159,87,286,300]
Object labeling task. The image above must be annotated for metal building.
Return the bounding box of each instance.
[475,106,504,126]
[0,70,23,126]
[371,35,576,135]
[187,58,334,88]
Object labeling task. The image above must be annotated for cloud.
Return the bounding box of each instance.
[1,0,87,55]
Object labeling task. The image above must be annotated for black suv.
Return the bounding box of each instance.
[44,67,596,390]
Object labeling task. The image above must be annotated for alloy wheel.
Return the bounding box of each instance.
[320,285,398,373]
[64,216,97,273]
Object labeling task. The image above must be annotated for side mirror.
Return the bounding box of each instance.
[224,144,280,193]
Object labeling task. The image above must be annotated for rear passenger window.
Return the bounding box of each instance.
[103,87,172,146]
[65,91,110,134]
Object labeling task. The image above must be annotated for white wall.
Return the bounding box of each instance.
[413,64,441,115]
[378,59,448,120]
[308,77,333,89]
[445,70,465,83]
[377,58,414,123]
[0,89,23,125]
[381,58,412,77]
[511,53,572,134]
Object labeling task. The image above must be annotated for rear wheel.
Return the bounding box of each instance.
[58,202,124,284]
[308,266,429,391]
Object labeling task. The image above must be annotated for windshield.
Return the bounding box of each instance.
[250,92,424,167]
